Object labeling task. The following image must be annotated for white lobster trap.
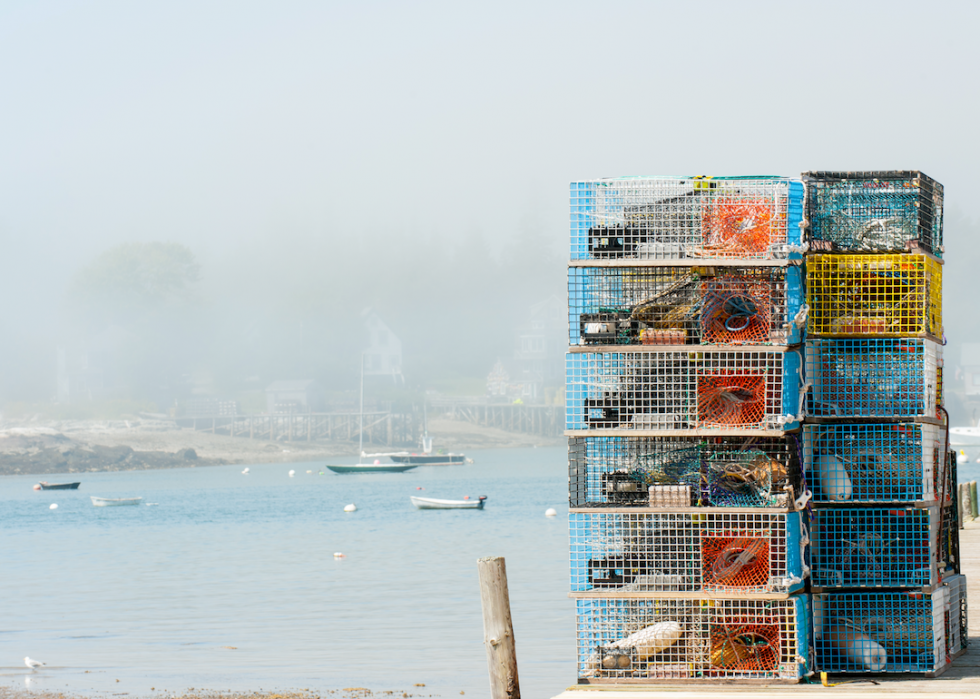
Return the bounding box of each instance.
[802,423,951,505]
[812,574,967,676]
[568,264,806,347]
[570,177,805,261]
[568,434,803,508]
[805,338,942,420]
[569,509,807,594]
[575,595,811,682]
[566,349,803,433]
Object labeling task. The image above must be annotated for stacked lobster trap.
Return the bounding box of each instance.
[801,171,967,677]
[567,176,812,684]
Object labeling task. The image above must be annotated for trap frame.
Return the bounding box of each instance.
[806,254,942,339]
[570,177,804,261]
[567,434,803,508]
[566,349,803,433]
[812,574,967,675]
[569,264,805,347]
[575,595,811,682]
[569,509,806,594]
[802,423,949,505]
[803,171,943,257]
[805,338,942,420]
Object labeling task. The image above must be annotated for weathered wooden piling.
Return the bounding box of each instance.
[478,556,521,699]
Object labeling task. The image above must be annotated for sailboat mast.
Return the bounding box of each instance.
[359,353,364,454]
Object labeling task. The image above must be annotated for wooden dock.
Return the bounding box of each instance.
[551,519,980,699]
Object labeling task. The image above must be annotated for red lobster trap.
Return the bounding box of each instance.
[567,435,804,508]
[566,349,803,432]
[570,510,807,594]
[569,264,805,347]
[575,596,811,682]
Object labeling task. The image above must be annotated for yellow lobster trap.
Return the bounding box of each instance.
[806,254,942,338]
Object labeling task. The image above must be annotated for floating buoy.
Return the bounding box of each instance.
[416,487,424,490]
[957,450,968,465]
[306,470,312,474]
[33,484,41,491]
[344,503,357,512]
[463,495,470,500]
[374,459,381,465]
[49,503,58,510]
[288,470,295,477]
[545,508,557,517]
[333,552,345,558]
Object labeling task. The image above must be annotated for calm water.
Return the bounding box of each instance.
[0,446,574,697]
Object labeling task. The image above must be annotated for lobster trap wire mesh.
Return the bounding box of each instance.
[569,510,805,594]
[806,254,942,338]
[576,596,809,681]
[803,171,944,257]
[810,506,950,590]
[812,574,967,674]
[566,350,800,431]
[569,265,803,347]
[570,177,804,261]
[805,338,941,419]
[567,435,802,508]
[802,423,947,504]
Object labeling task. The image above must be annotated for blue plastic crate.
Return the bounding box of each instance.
[803,171,943,258]
[566,349,803,432]
[568,435,802,508]
[570,177,804,261]
[810,505,954,590]
[803,423,950,504]
[570,510,806,594]
[569,265,805,346]
[813,575,967,674]
[575,595,810,682]
[805,338,942,419]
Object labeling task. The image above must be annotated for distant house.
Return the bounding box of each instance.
[362,309,404,383]
[265,379,323,414]
[487,360,510,397]
[56,325,131,404]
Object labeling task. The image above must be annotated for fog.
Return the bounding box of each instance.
[2,1,980,421]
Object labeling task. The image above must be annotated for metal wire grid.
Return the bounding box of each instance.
[806,254,943,338]
[566,350,800,431]
[569,510,805,594]
[803,171,944,257]
[575,596,809,681]
[802,423,946,504]
[810,506,948,589]
[569,266,804,347]
[568,435,802,508]
[569,177,804,261]
[805,339,942,419]
[812,574,967,673]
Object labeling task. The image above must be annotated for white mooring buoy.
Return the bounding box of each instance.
[545,508,557,517]
[344,503,357,512]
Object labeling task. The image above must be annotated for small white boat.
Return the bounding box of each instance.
[950,426,980,446]
[410,495,487,510]
[91,496,143,507]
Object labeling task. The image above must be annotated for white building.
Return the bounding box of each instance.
[362,309,404,383]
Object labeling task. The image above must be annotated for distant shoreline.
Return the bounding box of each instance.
[0,416,561,477]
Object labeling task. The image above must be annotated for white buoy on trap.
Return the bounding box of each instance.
[49,503,58,510]
[344,503,357,512]
[545,508,557,517]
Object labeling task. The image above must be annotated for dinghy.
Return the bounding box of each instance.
[410,496,487,510]
[91,496,143,507]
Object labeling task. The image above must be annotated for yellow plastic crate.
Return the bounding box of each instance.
[806,254,942,338]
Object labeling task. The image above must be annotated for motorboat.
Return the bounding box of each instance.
[38,481,81,490]
[326,462,418,474]
[363,400,466,466]
[91,496,143,507]
[950,426,980,446]
[410,495,487,510]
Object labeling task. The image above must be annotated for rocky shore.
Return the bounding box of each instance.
[0,416,559,476]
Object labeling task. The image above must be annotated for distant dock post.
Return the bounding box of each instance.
[477,556,521,699]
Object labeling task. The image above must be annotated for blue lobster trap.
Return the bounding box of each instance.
[812,575,967,675]
[570,177,804,261]
[802,423,950,505]
[574,595,811,682]
[569,510,806,594]
[810,505,955,590]
[805,338,942,419]
[568,435,803,508]
[803,171,943,258]
[568,264,805,347]
[566,349,803,433]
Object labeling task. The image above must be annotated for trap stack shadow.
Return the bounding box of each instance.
[800,171,967,677]
[566,176,811,684]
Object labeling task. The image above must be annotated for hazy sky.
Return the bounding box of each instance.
[2,1,979,406]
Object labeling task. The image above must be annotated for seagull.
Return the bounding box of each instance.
[24,657,45,671]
